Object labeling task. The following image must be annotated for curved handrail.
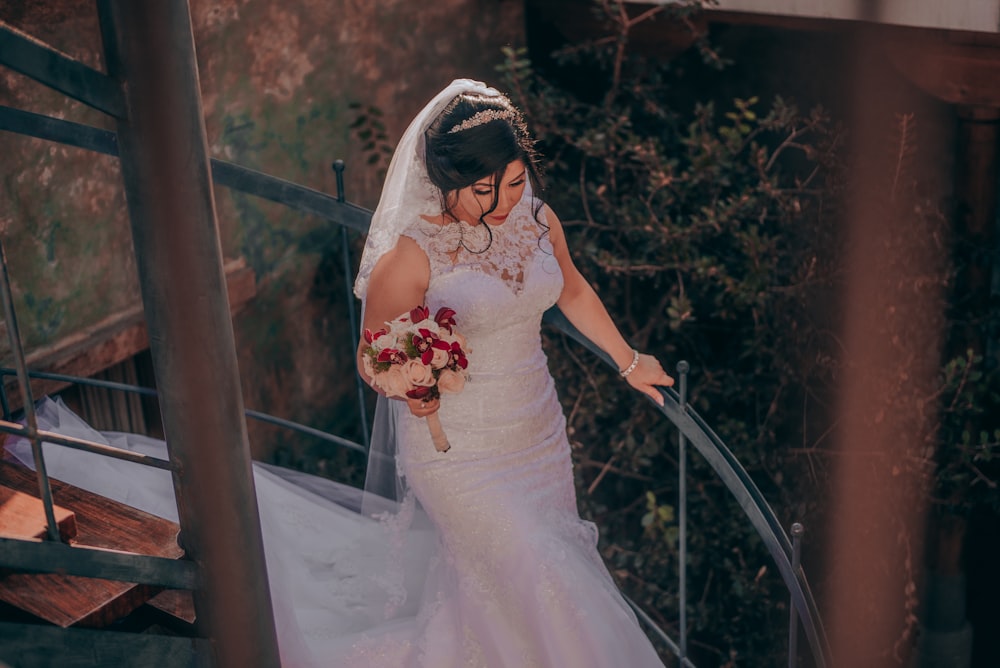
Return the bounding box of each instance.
[623,592,698,668]
[0,108,830,667]
[0,368,366,455]
[543,309,832,667]
[0,106,372,232]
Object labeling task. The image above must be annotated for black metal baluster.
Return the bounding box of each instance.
[788,522,804,668]
[677,360,690,659]
[0,237,60,541]
[332,160,370,448]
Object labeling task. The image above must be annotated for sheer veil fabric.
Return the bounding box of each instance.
[354,79,502,301]
[4,398,438,666]
[354,78,503,508]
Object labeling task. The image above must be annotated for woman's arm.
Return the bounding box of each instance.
[546,205,674,405]
[357,236,440,418]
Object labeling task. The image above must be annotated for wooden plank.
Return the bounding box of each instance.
[0,460,188,628]
[704,0,1000,32]
[0,485,77,541]
[0,621,213,668]
[885,28,1000,107]
[3,258,255,413]
[146,589,196,625]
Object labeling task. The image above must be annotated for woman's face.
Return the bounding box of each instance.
[450,160,527,225]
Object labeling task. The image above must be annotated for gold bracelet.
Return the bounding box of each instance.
[619,349,640,378]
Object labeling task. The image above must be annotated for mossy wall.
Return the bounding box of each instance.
[1,0,525,461]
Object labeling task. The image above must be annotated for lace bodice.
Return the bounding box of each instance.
[401,197,556,296]
[399,197,563,380]
[356,194,663,667]
[388,197,572,474]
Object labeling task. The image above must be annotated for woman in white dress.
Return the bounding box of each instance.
[351,78,675,666]
[8,79,675,667]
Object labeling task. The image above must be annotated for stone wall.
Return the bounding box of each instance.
[1,0,525,460]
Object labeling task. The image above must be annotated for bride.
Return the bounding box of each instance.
[350,79,674,666]
[7,79,674,667]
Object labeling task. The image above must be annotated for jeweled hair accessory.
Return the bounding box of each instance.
[447,108,518,133]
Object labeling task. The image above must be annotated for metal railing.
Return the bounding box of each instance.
[544,310,829,668]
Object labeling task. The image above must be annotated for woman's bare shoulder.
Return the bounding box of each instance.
[539,203,566,244]
[364,235,430,329]
[418,213,450,228]
[539,202,561,223]
[369,233,430,286]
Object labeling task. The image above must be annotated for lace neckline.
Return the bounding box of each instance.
[416,216,502,253]
[406,202,545,295]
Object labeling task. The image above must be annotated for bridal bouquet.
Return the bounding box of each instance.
[362,305,469,452]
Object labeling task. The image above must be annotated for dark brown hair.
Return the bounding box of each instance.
[424,92,545,231]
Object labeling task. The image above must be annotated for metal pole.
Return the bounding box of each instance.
[788,522,804,668]
[677,360,690,659]
[0,377,9,421]
[0,238,60,541]
[96,1,280,665]
[333,160,370,448]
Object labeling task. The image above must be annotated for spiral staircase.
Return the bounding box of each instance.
[0,2,829,666]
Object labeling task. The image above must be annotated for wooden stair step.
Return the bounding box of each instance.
[0,483,78,541]
[0,459,185,628]
[146,588,196,625]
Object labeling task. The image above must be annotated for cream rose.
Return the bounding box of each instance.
[375,364,412,398]
[429,347,450,369]
[403,359,435,387]
[437,368,466,394]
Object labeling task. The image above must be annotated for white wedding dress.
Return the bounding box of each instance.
[5,192,665,667]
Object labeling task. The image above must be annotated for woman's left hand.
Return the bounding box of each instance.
[405,395,440,418]
[624,353,674,407]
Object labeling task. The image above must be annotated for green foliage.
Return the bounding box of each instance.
[935,350,1000,513]
[497,0,996,664]
[642,491,679,548]
[348,103,395,182]
[499,4,841,662]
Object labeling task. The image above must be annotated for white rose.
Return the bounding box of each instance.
[403,359,435,387]
[375,365,412,398]
[370,335,387,353]
[437,369,466,394]
[387,318,410,337]
[362,354,376,380]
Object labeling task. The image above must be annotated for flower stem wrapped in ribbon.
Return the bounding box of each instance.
[362,305,469,452]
